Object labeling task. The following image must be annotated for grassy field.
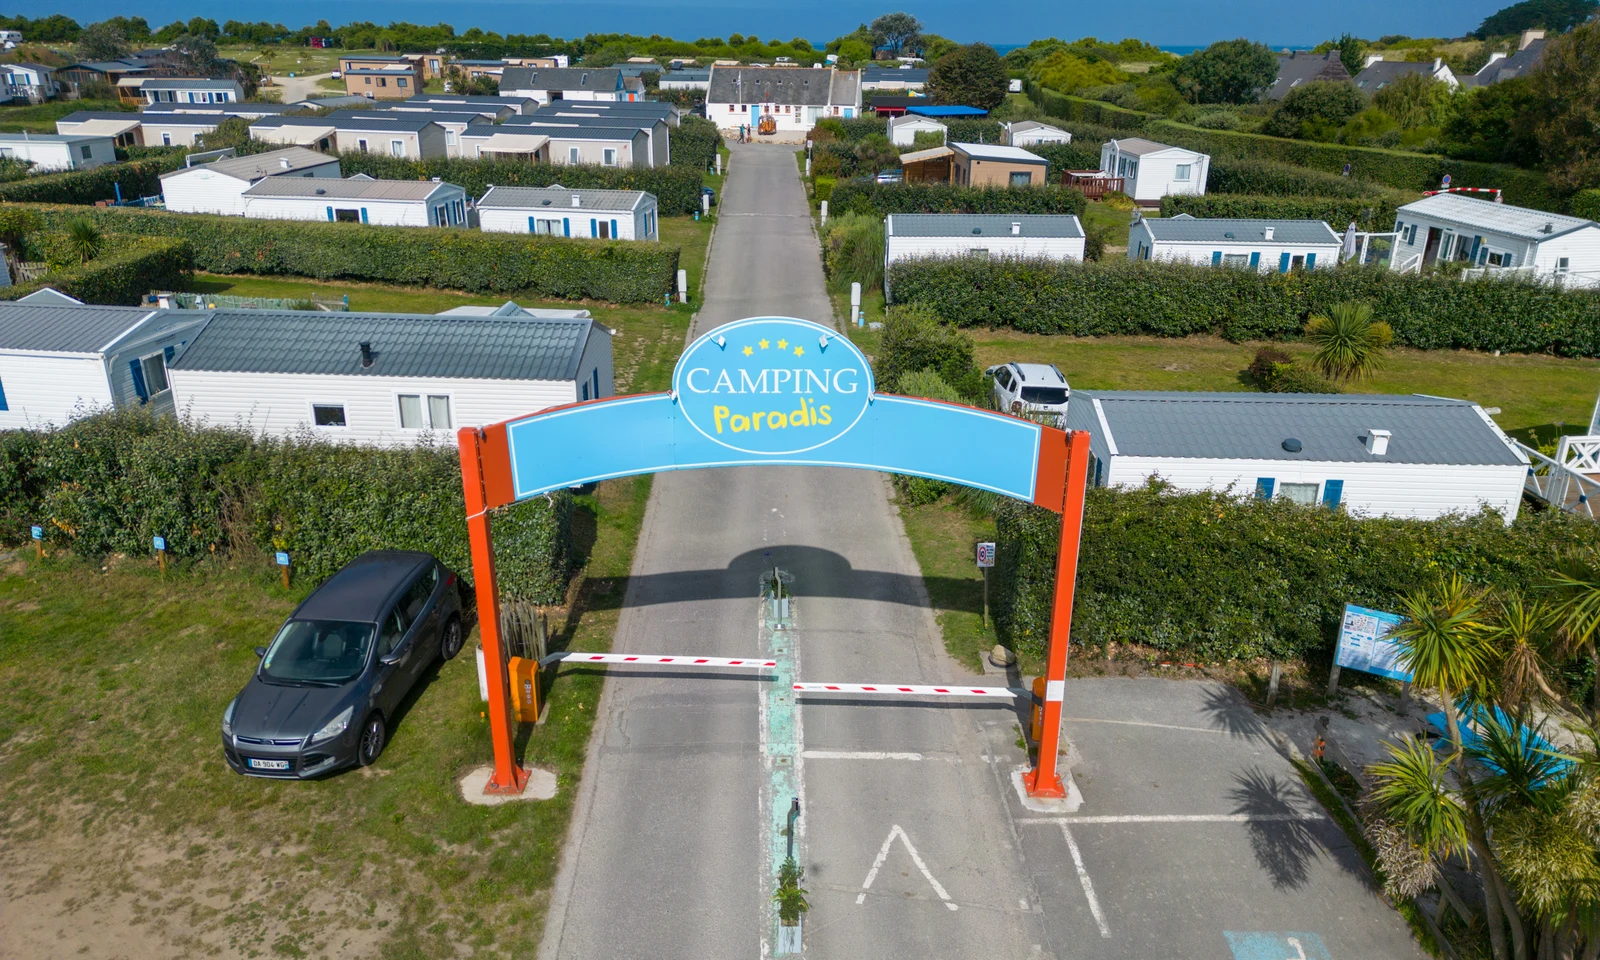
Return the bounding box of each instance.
[224,44,348,77]
[0,98,132,132]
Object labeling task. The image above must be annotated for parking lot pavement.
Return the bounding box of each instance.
[1019,677,1428,960]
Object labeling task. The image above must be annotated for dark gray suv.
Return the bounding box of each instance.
[222,550,464,779]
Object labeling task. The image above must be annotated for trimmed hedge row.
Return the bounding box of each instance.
[817,115,1005,148]
[334,152,707,215]
[0,410,573,603]
[19,204,678,303]
[1574,190,1600,221]
[993,484,1597,663]
[669,115,723,173]
[0,154,188,205]
[0,236,193,306]
[1207,157,1407,199]
[885,255,1600,356]
[829,180,1087,217]
[1159,194,1402,232]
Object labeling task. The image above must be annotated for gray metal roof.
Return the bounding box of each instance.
[408,93,528,105]
[889,213,1084,239]
[160,146,337,182]
[1079,391,1523,466]
[141,77,241,90]
[55,110,144,123]
[1107,137,1188,156]
[1267,52,1351,100]
[1142,216,1340,244]
[241,177,459,201]
[325,112,439,132]
[1397,192,1597,242]
[1469,39,1546,85]
[500,67,623,92]
[0,302,157,354]
[479,184,649,211]
[0,132,110,144]
[169,310,597,381]
[1354,60,1447,89]
[950,142,1046,164]
[863,67,928,82]
[501,124,645,142]
[531,101,672,117]
[513,112,661,132]
[333,109,487,126]
[707,66,859,106]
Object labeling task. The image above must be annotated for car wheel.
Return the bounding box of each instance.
[358,713,386,767]
[439,617,464,662]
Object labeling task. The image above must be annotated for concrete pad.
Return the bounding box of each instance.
[458,765,557,805]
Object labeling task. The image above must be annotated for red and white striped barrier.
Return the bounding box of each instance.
[794,682,1026,699]
[543,652,778,669]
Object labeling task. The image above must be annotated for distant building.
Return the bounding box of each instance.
[706,66,862,133]
[1002,121,1071,147]
[0,62,57,103]
[1465,30,1548,86]
[240,176,470,228]
[1128,215,1341,271]
[477,185,660,240]
[141,77,243,105]
[861,66,928,91]
[1353,56,1459,91]
[0,132,116,171]
[498,67,642,105]
[1266,51,1352,101]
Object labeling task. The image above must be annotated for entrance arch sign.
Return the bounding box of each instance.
[458,317,1089,798]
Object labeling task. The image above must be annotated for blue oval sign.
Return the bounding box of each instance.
[673,317,874,456]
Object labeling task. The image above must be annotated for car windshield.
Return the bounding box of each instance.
[260,619,375,685]
[1021,386,1069,406]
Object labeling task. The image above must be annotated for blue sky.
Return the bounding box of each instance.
[43,0,1511,46]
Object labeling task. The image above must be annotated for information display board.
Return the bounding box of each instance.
[1334,604,1411,682]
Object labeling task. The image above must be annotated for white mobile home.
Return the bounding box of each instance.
[499,67,635,104]
[142,77,243,105]
[325,113,450,159]
[887,114,946,147]
[167,309,616,447]
[1,62,57,102]
[248,116,339,151]
[458,128,550,162]
[405,93,535,116]
[520,110,671,166]
[332,109,490,158]
[0,132,115,171]
[136,112,224,147]
[478,184,659,240]
[884,214,1085,301]
[241,177,469,227]
[1099,138,1209,205]
[1064,391,1528,521]
[506,124,651,168]
[0,301,211,429]
[1003,120,1072,147]
[160,147,341,216]
[54,111,145,146]
[1393,192,1600,288]
[1129,215,1341,271]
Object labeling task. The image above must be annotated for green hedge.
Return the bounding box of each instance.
[1023,82,1153,130]
[993,484,1597,662]
[885,255,1600,356]
[1207,157,1407,199]
[1027,142,1104,180]
[0,154,188,205]
[829,180,1086,217]
[19,205,678,303]
[1573,190,1600,221]
[0,236,193,305]
[0,410,572,603]
[335,152,707,215]
[669,115,723,173]
[1159,194,1402,232]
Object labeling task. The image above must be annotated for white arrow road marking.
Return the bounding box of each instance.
[855,824,958,911]
[1060,823,1111,938]
[1285,936,1308,960]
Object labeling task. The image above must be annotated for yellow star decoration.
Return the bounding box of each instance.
[758,339,770,349]
[777,339,788,350]
[742,345,754,356]
[793,345,805,357]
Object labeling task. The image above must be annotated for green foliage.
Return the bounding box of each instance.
[852,133,900,173]
[16,205,677,303]
[1443,78,1545,167]
[63,217,105,264]
[772,856,810,925]
[927,43,1009,111]
[1027,141,1105,177]
[1161,194,1401,231]
[873,305,985,400]
[668,115,723,173]
[869,12,923,57]
[0,156,33,182]
[1474,0,1598,38]
[1207,157,1403,198]
[0,154,188,205]
[828,180,1086,217]
[0,208,41,251]
[885,256,1600,356]
[1171,39,1279,105]
[1262,81,1369,139]
[1,236,193,306]
[1572,189,1600,219]
[1333,34,1366,77]
[1371,74,1455,130]
[335,151,707,215]
[1248,346,1342,392]
[819,212,885,294]
[1525,21,1600,190]
[813,176,836,202]
[1030,51,1124,95]
[2,410,572,602]
[1305,300,1394,381]
[992,483,1596,662]
[890,368,966,504]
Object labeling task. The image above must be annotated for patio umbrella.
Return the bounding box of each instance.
[1342,222,1358,261]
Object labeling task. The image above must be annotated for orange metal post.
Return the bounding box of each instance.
[458,426,530,795]
[1024,429,1091,799]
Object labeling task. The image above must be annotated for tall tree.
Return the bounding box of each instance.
[76,22,130,62]
[1170,39,1278,104]
[1526,19,1600,189]
[1262,80,1367,138]
[1474,0,1598,38]
[868,12,922,58]
[926,43,1008,111]
[169,33,223,76]
[1333,33,1365,77]
[1371,73,1455,129]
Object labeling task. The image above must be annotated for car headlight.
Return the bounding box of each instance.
[310,707,353,745]
[222,699,236,737]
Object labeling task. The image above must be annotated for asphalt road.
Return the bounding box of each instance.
[538,143,1428,960]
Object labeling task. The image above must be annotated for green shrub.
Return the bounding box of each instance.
[1028,141,1104,179]
[885,255,1600,356]
[828,180,1086,217]
[0,154,188,205]
[993,483,1598,662]
[669,115,723,173]
[1206,157,1403,199]
[874,305,985,399]
[890,367,965,504]
[335,151,707,215]
[813,176,836,202]
[17,205,678,304]
[1573,189,1600,221]
[1247,345,1292,385]
[819,212,885,293]
[1160,193,1402,232]
[1263,359,1341,393]
[1,236,193,306]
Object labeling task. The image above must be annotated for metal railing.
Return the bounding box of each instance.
[1515,439,1600,520]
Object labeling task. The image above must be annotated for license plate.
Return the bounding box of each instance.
[248,758,290,771]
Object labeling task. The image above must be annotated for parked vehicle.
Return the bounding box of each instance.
[988,362,1070,423]
[875,169,904,184]
[222,550,464,779]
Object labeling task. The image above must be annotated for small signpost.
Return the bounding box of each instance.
[975,541,996,628]
[275,551,291,589]
[1327,603,1411,698]
[30,525,42,559]
[1441,173,1452,189]
[152,535,167,574]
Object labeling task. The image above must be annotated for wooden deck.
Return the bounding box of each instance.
[1062,171,1125,200]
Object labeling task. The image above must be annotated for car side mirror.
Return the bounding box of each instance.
[983,366,998,376]
[254,646,267,658]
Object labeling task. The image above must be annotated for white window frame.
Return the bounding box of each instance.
[1557,257,1571,274]
[390,139,405,157]
[603,147,617,166]
[394,390,454,430]
[1174,163,1191,181]
[568,146,580,163]
[310,401,350,429]
[139,351,170,396]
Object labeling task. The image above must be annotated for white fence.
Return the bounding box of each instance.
[1515,437,1600,520]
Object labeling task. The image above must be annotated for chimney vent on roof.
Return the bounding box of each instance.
[1365,428,1391,456]
[279,157,290,169]
[359,341,374,368]
[572,194,581,207]
[1011,222,1021,235]
[1264,226,1275,240]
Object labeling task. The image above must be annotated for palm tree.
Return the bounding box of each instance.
[1547,547,1600,721]
[64,217,104,265]
[1486,597,1561,713]
[1366,736,1471,902]
[1304,301,1393,382]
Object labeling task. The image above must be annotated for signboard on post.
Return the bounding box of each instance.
[1333,604,1411,682]
[975,542,995,567]
[976,542,996,627]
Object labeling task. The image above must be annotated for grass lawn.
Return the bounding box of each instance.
[1080,199,1135,251]
[898,496,1004,672]
[223,44,347,77]
[0,98,132,132]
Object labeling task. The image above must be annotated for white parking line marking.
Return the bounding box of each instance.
[1060,824,1111,938]
[1061,717,1237,735]
[802,750,927,761]
[856,825,958,911]
[1020,813,1326,825]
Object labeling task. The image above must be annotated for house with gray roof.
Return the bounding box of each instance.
[884,214,1085,300]
[329,109,490,157]
[1,62,58,103]
[499,67,639,105]
[516,109,670,165]
[477,184,660,240]
[1129,215,1341,271]
[1063,391,1528,521]
[54,110,146,146]
[659,67,711,92]
[159,146,342,215]
[1394,192,1600,288]
[1353,56,1459,91]
[0,301,210,428]
[706,65,862,134]
[0,132,116,171]
[490,122,651,168]
[862,66,929,91]
[1266,51,1352,101]
[240,176,469,228]
[1465,30,1548,86]
[1096,137,1210,205]
[167,309,615,446]
[141,77,243,105]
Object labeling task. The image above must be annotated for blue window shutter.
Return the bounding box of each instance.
[590,218,597,238]
[1248,252,1260,269]
[610,218,618,238]
[1255,478,1275,500]
[128,359,148,403]
[326,206,333,221]
[1279,252,1291,273]
[163,345,175,362]
[1211,251,1222,265]
[529,216,536,232]
[1305,252,1316,269]
[360,208,368,224]
[563,217,570,237]
[0,375,8,411]
[1469,236,1481,260]
[1322,479,1343,508]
